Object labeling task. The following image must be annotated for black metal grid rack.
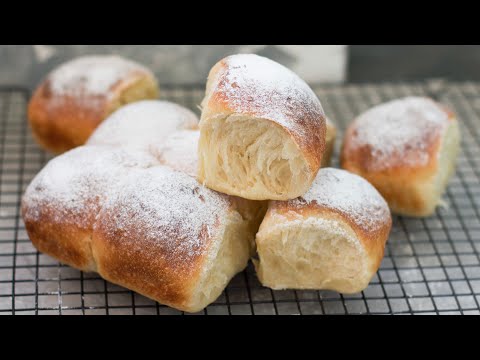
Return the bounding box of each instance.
[1,82,480,315]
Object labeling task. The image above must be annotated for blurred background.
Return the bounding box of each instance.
[1,45,480,89]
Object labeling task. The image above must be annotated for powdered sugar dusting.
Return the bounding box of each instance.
[206,54,325,154]
[154,130,200,177]
[22,146,158,227]
[96,166,231,263]
[87,100,199,149]
[295,168,391,232]
[348,97,449,171]
[48,55,153,97]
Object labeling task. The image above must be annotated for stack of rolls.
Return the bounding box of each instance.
[22,53,460,313]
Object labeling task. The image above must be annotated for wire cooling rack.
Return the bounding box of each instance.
[1,81,479,315]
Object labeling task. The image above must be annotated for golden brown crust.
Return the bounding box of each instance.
[341,97,457,216]
[201,54,326,173]
[340,160,436,216]
[28,58,159,154]
[92,209,212,310]
[28,86,106,153]
[21,203,96,271]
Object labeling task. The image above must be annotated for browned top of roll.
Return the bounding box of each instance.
[201,54,327,172]
[342,96,456,175]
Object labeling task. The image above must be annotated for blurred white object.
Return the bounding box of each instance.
[33,45,57,62]
[237,45,347,83]
[276,45,348,83]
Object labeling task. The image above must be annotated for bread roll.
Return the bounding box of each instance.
[21,146,157,272]
[28,56,159,154]
[254,168,392,294]
[88,100,198,150]
[322,118,337,167]
[92,166,252,312]
[154,129,267,252]
[22,147,253,312]
[198,54,327,201]
[341,97,461,217]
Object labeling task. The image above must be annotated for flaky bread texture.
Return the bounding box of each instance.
[321,118,337,167]
[22,147,252,312]
[341,97,461,217]
[254,168,392,294]
[198,54,326,200]
[28,56,159,154]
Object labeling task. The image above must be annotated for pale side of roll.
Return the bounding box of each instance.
[322,117,337,167]
[28,56,160,154]
[254,168,392,294]
[198,54,327,201]
[341,97,461,217]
